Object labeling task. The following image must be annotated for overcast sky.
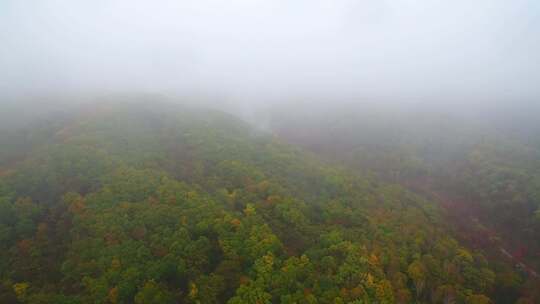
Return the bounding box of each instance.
[1,0,539,107]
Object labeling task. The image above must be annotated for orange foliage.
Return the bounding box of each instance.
[17,239,33,255]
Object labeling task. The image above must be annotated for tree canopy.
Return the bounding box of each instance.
[0,102,536,303]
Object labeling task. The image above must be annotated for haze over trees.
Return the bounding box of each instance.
[1,1,540,303]
[0,101,538,303]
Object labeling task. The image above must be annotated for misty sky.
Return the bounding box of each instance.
[1,0,539,105]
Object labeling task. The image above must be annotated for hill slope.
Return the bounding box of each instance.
[0,101,530,303]
[270,103,540,302]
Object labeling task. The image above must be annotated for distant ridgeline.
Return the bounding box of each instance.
[0,101,537,303]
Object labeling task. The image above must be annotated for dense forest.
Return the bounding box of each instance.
[0,101,538,303]
[3,0,539,302]
[270,103,540,289]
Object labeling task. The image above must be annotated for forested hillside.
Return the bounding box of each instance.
[269,103,540,300]
[1,101,534,303]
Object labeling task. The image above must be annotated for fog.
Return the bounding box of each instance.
[2,4,540,298]
[2,0,539,113]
